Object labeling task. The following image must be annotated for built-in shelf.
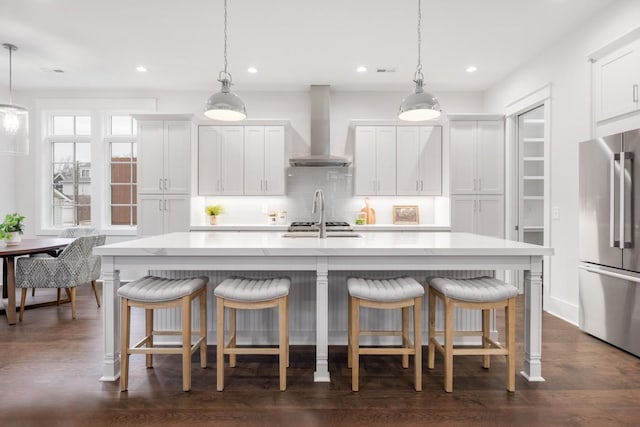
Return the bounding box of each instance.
[523,137,544,142]
[523,157,544,161]
[523,176,544,180]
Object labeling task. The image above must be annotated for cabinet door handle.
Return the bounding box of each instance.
[158,200,162,211]
[164,199,168,211]
[478,179,482,191]
[164,178,168,190]
[420,180,424,191]
[265,180,268,192]
[634,84,639,103]
[416,180,419,191]
[158,178,163,191]
[478,200,482,212]
[473,178,477,191]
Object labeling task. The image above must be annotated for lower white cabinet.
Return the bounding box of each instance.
[137,194,190,237]
[450,195,504,238]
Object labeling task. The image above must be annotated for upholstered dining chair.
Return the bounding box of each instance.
[31,226,102,306]
[15,234,105,320]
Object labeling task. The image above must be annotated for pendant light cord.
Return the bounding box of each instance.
[223,0,228,76]
[8,45,13,104]
[416,0,422,77]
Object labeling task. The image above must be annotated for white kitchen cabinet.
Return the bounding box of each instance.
[138,120,191,194]
[594,38,640,123]
[198,126,244,195]
[450,195,504,238]
[354,126,396,196]
[137,194,190,237]
[450,120,504,195]
[244,126,285,195]
[396,126,442,196]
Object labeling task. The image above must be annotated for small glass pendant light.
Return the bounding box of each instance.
[204,0,246,121]
[0,43,29,154]
[398,0,441,121]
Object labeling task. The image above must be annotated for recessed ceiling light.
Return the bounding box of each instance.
[247,66,258,74]
[465,65,478,73]
[136,66,148,73]
[356,66,367,73]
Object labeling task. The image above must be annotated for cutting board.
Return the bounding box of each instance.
[360,198,376,224]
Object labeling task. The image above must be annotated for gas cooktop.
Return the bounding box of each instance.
[288,221,353,232]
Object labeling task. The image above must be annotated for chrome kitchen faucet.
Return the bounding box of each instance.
[312,189,326,239]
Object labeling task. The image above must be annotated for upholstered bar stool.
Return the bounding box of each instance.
[118,275,208,392]
[215,277,290,391]
[427,276,518,392]
[347,277,424,392]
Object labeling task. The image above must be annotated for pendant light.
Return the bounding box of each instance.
[398,0,441,121]
[0,43,29,154]
[204,0,246,121]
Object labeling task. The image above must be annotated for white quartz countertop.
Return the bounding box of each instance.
[95,231,553,257]
[189,224,450,232]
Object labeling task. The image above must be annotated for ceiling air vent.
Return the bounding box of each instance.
[376,67,397,73]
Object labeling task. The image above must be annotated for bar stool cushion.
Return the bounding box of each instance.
[347,277,424,302]
[214,277,290,302]
[428,276,518,302]
[117,276,208,303]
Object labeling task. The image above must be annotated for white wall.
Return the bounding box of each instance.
[484,0,640,324]
[13,88,483,233]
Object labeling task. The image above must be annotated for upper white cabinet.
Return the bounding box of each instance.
[354,126,397,196]
[450,120,504,195]
[138,120,191,194]
[198,126,244,196]
[244,126,285,195]
[594,38,640,123]
[396,126,442,196]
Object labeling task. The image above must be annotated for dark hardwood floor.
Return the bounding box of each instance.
[1,285,639,427]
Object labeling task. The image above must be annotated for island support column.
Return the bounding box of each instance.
[100,256,122,381]
[314,256,330,382]
[522,256,545,381]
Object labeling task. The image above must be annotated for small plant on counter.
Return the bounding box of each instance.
[205,205,225,225]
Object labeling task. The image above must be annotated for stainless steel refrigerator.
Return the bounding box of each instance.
[579,129,640,357]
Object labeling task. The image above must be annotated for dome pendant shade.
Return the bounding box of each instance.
[204,79,246,121]
[398,81,441,121]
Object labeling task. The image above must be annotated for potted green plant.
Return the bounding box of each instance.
[205,205,225,225]
[1,213,25,245]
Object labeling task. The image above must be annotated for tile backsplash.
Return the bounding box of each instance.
[192,166,449,226]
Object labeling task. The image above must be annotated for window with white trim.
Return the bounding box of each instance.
[107,115,137,226]
[50,115,92,227]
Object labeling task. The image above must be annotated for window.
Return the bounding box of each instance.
[50,115,92,227]
[108,115,137,226]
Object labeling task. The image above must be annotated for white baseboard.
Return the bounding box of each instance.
[545,296,579,326]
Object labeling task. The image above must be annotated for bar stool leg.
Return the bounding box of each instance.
[229,307,237,368]
[279,296,287,391]
[506,297,516,392]
[414,296,422,392]
[216,298,225,392]
[145,308,154,368]
[427,287,436,369]
[402,306,409,369]
[444,297,454,393]
[181,295,192,392]
[347,295,352,369]
[200,289,207,368]
[351,296,360,392]
[120,298,130,392]
[285,295,290,368]
[482,308,491,369]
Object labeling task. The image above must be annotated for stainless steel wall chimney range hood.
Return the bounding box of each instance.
[289,85,351,167]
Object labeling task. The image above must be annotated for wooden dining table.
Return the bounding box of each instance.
[0,238,73,325]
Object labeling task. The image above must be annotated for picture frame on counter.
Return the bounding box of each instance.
[392,205,419,224]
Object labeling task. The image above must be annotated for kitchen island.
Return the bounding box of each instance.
[95,231,552,383]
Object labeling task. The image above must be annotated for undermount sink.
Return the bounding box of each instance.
[281,231,363,238]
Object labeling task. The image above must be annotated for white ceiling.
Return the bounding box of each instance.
[0,0,614,92]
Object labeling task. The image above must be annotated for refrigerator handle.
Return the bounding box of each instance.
[611,153,620,248]
[621,152,634,248]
